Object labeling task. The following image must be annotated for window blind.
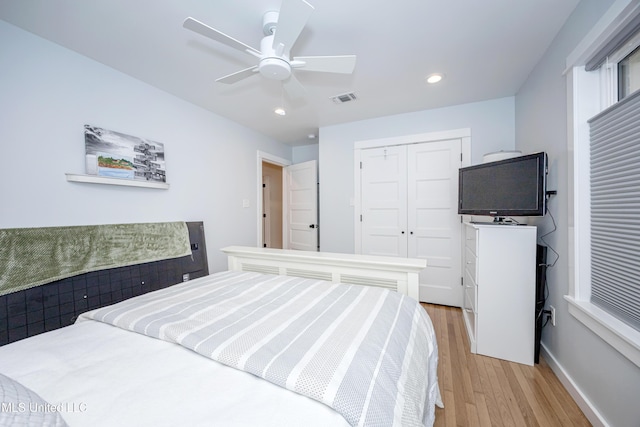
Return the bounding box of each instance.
[588,89,640,330]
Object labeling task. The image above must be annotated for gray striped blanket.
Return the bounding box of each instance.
[79,271,441,426]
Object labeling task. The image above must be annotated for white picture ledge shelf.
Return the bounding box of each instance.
[65,173,170,189]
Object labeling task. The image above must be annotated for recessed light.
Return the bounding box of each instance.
[426,73,444,84]
[274,107,286,116]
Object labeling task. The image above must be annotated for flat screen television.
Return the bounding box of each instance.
[458,152,547,218]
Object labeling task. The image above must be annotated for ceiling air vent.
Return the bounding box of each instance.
[331,92,357,104]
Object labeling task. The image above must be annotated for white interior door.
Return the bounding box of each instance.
[407,140,463,306]
[360,146,408,257]
[283,160,318,251]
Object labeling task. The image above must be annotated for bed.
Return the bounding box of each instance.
[0,223,442,427]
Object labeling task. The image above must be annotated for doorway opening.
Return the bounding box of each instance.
[262,161,283,249]
[257,151,290,249]
[256,151,319,251]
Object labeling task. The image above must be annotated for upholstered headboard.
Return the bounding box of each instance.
[0,221,208,346]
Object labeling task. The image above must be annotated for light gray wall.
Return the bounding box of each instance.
[515,1,640,426]
[292,143,319,163]
[0,20,292,273]
[318,97,516,253]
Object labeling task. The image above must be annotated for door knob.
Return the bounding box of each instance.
[309,224,316,229]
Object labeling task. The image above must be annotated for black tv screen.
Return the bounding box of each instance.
[458,152,547,217]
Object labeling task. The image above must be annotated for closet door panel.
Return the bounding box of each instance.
[360,146,408,257]
[408,140,462,306]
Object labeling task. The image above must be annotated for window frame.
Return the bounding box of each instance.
[617,44,640,99]
[566,0,640,368]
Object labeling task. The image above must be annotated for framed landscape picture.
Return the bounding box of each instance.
[84,125,166,182]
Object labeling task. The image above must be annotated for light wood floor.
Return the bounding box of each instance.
[422,303,591,427]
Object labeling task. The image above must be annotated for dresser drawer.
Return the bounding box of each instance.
[464,283,476,313]
[465,225,478,255]
[464,246,477,284]
[462,304,476,351]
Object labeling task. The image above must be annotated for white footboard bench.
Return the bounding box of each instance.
[221,246,425,301]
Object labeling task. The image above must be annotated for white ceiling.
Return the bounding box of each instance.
[0,0,580,146]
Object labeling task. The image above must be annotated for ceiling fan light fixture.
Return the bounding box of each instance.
[426,73,444,84]
[274,107,287,116]
[259,57,292,80]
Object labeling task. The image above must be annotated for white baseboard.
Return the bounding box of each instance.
[541,343,608,427]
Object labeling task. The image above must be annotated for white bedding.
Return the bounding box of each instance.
[0,271,441,426]
[0,320,350,427]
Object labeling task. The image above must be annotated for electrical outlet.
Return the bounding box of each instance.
[549,305,556,326]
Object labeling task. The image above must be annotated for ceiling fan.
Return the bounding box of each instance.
[183,0,356,99]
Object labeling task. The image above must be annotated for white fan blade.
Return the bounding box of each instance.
[215,66,259,84]
[183,17,262,57]
[282,74,306,99]
[292,55,357,74]
[272,0,314,52]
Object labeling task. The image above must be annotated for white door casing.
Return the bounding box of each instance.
[283,160,318,251]
[262,175,272,248]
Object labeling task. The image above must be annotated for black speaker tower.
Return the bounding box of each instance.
[534,244,548,364]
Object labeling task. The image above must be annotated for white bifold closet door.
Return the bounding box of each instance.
[359,140,462,306]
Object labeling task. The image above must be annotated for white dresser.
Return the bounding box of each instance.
[462,222,537,365]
